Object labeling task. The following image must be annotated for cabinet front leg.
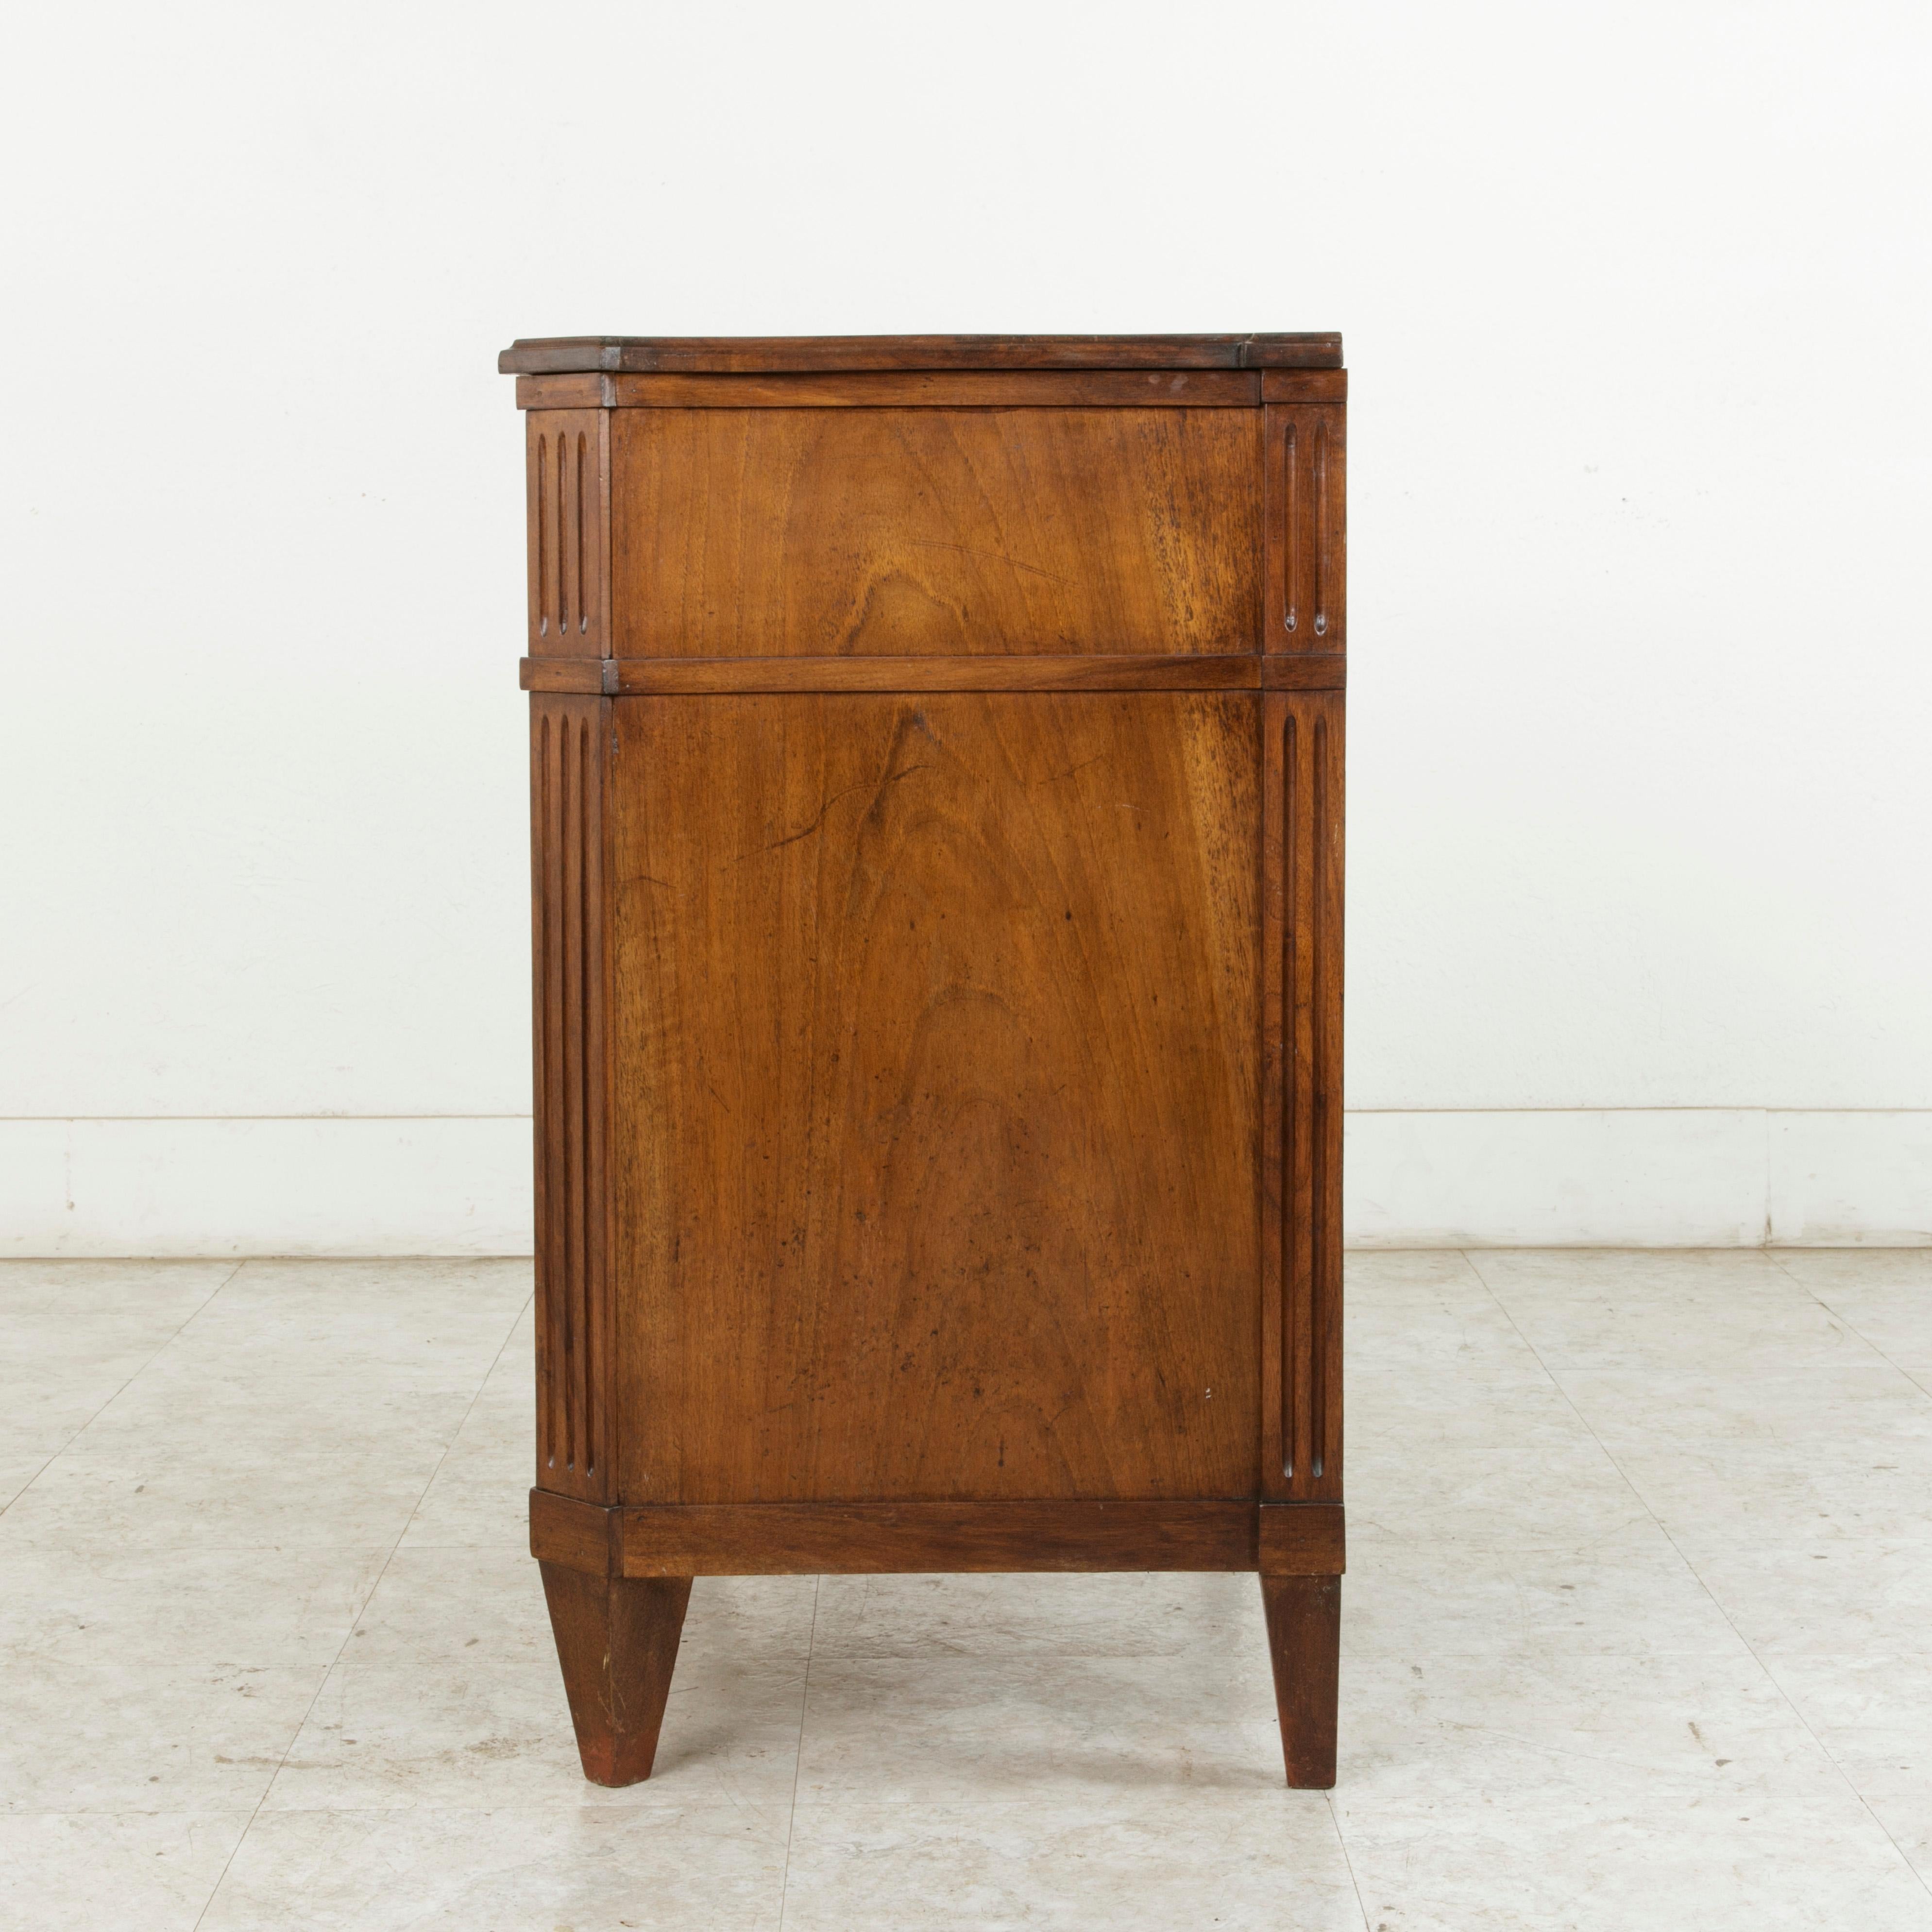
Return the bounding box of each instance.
[1260,1572,1340,1788]
[539,1560,692,1786]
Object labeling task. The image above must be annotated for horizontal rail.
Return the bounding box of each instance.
[514,369,1348,410]
[520,654,1347,695]
[530,1491,1346,1577]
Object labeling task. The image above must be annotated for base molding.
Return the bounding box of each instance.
[529,1491,1345,1578]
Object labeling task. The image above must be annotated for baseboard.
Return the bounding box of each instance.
[0,1111,1925,1256]
[0,1117,533,1257]
[1346,1109,1932,1247]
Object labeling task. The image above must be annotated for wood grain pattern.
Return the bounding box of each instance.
[1265,404,1346,652]
[509,333,1348,1785]
[539,1561,690,1785]
[531,696,614,1501]
[1261,692,1345,1502]
[503,333,1343,374]
[608,692,1262,1505]
[1261,1574,1341,1787]
[520,371,1263,410]
[617,1502,1263,1575]
[596,654,1264,693]
[525,410,610,657]
[610,407,1262,657]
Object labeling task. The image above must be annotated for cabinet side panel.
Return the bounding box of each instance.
[526,410,610,657]
[1263,405,1345,654]
[611,408,1262,657]
[531,694,614,1500]
[609,692,1262,1503]
[1262,692,1343,1501]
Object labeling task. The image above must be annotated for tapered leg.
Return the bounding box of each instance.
[1260,1573,1340,1788]
[539,1560,693,1786]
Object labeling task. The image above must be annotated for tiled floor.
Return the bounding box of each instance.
[3,1251,1931,1929]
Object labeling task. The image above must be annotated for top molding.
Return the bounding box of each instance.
[499,333,1344,375]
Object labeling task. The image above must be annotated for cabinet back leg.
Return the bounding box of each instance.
[1260,1573,1340,1788]
[539,1560,693,1786]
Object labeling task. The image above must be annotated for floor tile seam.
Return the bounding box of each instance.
[1452,1250,1900,1378]
[0,1806,268,1820]
[1312,1788,1373,1930]
[1809,1732,1932,1771]
[1451,1252,1604,1427]
[101,1364,523,1382]
[356,1285,531,1575]
[794,1645,1277,1667]
[1766,1251,1932,1407]
[799,1650,1270,1665]
[1638,1539,1932,1561]
[775,1575,822,1932]
[0,1262,245,1523]
[27,1540,475,1557]
[0,1537,407,1557]
[167,1800,786,1815]
[1345,1508,1656,1538]
[73,1406,501,1430]
[1460,1258,1822,1637]
[248,1796,800,1819]
[0,1446,84,1521]
[188,1284,536,1930]
[780,1795,1349,1823]
[1342,1513,1658,1551]
[1752,1651,1932,1680]
[1325,1732,1921,1782]
[1525,1354,1908,1376]
[1469,1254,1932,1899]
[1539,1361,1929,1389]
[384,1538,525,1554]
[782,1790,1365,1811]
[1345,1642,1763,1662]
[1345,1366,1580,1388]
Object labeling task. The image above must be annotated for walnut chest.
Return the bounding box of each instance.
[502,333,1347,1787]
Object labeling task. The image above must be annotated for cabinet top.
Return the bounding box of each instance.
[498,333,1342,375]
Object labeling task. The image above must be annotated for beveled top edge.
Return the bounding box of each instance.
[498,333,1344,374]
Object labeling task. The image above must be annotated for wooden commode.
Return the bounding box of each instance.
[501,333,1347,1787]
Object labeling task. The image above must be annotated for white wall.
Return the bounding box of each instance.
[2,1,1928,1253]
